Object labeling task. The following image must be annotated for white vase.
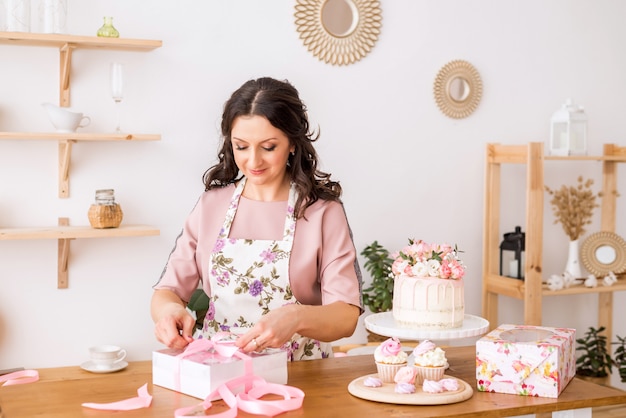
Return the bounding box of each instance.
[564,239,582,278]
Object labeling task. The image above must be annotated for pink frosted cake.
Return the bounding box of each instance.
[391,240,465,329]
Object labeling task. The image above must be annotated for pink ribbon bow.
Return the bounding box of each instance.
[82,383,153,411]
[173,333,245,392]
[173,333,304,417]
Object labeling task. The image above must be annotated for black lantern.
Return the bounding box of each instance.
[499,226,525,280]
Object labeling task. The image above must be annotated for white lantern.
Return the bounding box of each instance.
[549,99,587,156]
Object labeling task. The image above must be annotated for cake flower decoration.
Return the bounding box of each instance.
[391,239,465,280]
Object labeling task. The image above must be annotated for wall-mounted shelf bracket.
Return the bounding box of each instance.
[57,217,73,289]
[59,43,74,107]
[59,140,74,198]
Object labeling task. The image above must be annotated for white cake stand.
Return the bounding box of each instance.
[364,312,489,341]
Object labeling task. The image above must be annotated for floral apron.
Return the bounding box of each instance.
[202,178,333,361]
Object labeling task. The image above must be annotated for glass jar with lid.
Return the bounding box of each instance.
[88,189,123,228]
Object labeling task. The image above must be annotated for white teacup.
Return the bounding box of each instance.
[89,345,127,369]
[42,102,91,133]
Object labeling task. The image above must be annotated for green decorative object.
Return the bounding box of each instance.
[97,16,119,38]
[361,241,394,313]
[576,326,613,378]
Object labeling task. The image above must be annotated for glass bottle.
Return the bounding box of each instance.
[0,0,6,31]
[39,0,68,34]
[97,16,119,38]
[6,0,31,32]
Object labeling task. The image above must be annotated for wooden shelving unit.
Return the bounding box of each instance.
[482,142,626,340]
[0,32,162,287]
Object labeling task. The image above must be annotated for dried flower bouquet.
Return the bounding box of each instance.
[545,176,601,241]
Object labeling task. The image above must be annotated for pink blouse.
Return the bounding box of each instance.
[154,184,363,311]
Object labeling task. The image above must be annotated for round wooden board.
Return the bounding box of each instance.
[348,373,473,405]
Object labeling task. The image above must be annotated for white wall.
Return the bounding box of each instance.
[1,1,625,383]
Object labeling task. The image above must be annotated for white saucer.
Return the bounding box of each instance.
[80,360,128,374]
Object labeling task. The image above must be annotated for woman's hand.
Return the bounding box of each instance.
[151,289,196,350]
[236,304,299,352]
[235,302,360,352]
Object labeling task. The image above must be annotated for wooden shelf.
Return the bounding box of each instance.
[0,218,159,288]
[484,273,626,298]
[0,132,161,198]
[0,224,160,240]
[545,155,626,162]
[486,144,626,164]
[0,31,162,49]
[0,31,162,107]
[0,132,160,141]
[482,142,626,341]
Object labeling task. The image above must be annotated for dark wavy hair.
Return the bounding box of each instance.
[202,77,342,218]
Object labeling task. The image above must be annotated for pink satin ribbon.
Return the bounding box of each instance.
[173,334,304,417]
[0,369,39,386]
[82,382,153,411]
[173,333,245,393]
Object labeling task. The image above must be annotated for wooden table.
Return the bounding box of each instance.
[1,346,625,417]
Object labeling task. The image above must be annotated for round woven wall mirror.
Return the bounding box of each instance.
[433,60,483,119]
[580,231,626,276]
[294,0,382,66]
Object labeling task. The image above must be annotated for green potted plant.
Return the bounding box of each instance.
[575,326,614,383]
[613,334,626,383]
[360,241,394,313]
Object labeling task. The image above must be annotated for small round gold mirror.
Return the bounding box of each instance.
[581,231,626,276]
[433,60,482,119]
[294,0,382,66]
[321,0,358,36]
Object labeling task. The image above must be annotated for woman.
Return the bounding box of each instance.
[151,77,362,361]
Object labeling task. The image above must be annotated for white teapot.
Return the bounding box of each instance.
[42,102,91,133]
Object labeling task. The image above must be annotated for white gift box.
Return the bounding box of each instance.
[153,347,288,400]
[476,324,576,398]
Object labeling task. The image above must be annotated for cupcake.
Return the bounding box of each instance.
[411,340,446,384]
[374,337,408,383]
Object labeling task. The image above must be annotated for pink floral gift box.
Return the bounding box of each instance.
[153,346,288,400]
[476,324,576,398]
